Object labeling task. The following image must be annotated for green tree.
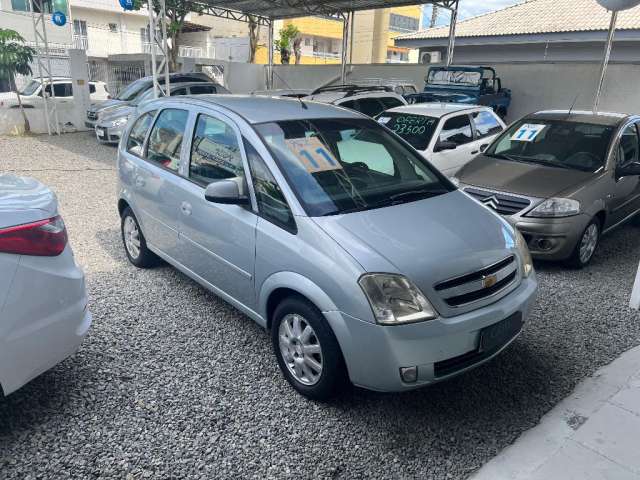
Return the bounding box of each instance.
[0,28,36,133]
[274,24,300,64]
[134,0,204,72]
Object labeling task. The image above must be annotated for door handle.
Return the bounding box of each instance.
[181,201,192,216]
[135,176,145,187]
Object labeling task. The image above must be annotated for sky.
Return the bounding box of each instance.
[422,0,525,28]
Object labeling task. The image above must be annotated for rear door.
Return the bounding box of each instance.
[610,123,640,225]
[430,113,476,176]
[177,109,258,308]
[470,109,506,152]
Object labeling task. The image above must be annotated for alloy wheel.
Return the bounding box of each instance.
[123,215,141,260]
[579,223,599,264]
[278,313,323,386]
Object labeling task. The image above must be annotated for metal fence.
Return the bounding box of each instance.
[89,61,146,96]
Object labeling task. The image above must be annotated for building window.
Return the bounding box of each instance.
[108,23,118,33]
[12,0,53,12]
[73,20,89,50]
[389,13,419,33]
[304,37,311,47]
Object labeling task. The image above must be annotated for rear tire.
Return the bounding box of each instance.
[121,207,159,268]
[271,296,347,400]
[566,218,600,269]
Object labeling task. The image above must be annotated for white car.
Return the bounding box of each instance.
[307,85,407,118]
[0,175,91,396]
[0,77,109,110]
[378,104,507,176]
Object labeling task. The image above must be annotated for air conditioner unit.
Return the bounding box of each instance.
[420,51,441,64]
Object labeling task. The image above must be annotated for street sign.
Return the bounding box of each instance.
[119,0,135,11]
[52,11,67,27]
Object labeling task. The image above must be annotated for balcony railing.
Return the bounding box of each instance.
[72,35,89,51]
[312,51,341,59]
[141,43,215,59]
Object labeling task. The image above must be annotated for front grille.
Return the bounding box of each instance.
[464,187,530,216]
[434,255,518,308]
[87,110,98,121]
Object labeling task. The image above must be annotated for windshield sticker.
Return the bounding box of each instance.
[511,124,546,142]
[390,115,434,136]
[285,137,343,174]
[377,116,391,125]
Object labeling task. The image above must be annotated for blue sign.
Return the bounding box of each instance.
[119,0,135,10]
[52,11,66,27]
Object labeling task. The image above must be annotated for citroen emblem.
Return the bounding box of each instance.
[482,274,498,289]
[483,195,500,211]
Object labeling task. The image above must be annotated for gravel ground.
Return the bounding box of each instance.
[1,132,639,479]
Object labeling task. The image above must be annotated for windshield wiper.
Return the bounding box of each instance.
[389,188,447,204]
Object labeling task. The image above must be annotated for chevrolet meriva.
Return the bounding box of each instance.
[117,95,537,399]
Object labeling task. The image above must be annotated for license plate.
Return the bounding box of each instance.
[96,128,105,138]
[479,312,523,353]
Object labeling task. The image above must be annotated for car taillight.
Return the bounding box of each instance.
[0,216,68,256]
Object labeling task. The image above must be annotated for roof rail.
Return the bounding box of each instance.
[311,84,393,96]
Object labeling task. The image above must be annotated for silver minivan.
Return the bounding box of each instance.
[117,95,538,399]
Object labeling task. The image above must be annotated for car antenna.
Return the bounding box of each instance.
[567,93,579,116]
[271,69,308,110]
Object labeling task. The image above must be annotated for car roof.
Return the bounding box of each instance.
[146,95,361,124]
[385,103,487,118]
[308,90,404,104]
[529,110,631,127]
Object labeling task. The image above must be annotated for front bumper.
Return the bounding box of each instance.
[325,274,537,392]
[95,124,123,144]
[508,214,591,261]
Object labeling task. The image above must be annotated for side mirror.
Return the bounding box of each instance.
[204,179,249,205]
[617,161,640,178]
[434,140,458,152]
[480,143,489,152]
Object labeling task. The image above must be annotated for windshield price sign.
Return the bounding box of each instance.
[285,137,342,174]
[390,115,433,136]
[512,123,546,142]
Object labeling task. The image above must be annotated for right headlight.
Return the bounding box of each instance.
[527,198,580,218]
[359,273,438,325]
[515,229,534,277]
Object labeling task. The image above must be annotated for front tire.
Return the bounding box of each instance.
[567,218,600,268]
[271,296,347,400]
[121,207,159,268]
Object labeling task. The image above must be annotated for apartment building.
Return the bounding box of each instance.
[255,5,423,65]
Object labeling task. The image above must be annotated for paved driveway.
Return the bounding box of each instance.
[1,132,639,479]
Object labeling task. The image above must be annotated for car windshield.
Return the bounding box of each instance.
[428,69,481,87]
[116,79,150,101]
[255,118,453,217]
[19,80,41,96]
[486,119,614,172]
[377,113,439,151]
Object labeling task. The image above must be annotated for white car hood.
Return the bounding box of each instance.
[0,174,58,228]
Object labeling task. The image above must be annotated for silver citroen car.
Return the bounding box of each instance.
[116,95,537,399]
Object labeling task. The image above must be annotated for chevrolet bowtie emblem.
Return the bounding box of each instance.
[483,195,499,210]
[482,274,498,289]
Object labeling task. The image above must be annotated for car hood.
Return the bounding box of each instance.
[0,174,57,228]
[312,190,520,316]
[89,99,128,113]
[457,155,595,198]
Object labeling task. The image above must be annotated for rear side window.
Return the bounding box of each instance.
[617,124,639,168]
[379,96,404,110]
[172,88,187,96]
[439,115,473,145]
[244,140,296,232]
[146,109,189,172]
[53,83,72,97]
[189,85,216,95]
[89,84,96,94]
[126,110,156,156]
[189,114,244,186]
[472,111,503,138]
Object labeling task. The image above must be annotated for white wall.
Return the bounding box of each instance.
[0,0,72,46]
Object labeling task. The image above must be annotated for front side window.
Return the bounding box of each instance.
[379,96,404,110]
[377,113,438,151]
[89,83,96,94]
[146,109,189,171]
[53,83,71,97]
[126,110,156,156]
[189,114,244,186]
[486,119,614,172]
[472,111,503,138]
[255,118,453,217]
[340,98,384,118]
[617,124,639,168]
[439,115,473,145]
[244,140,295,231]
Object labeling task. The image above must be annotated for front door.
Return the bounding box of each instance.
[609,123,640,226]
[177,111,257,308]
[431,113,477,176]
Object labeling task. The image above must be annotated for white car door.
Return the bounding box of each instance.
[429,113,477,176]
[469,109,507,154]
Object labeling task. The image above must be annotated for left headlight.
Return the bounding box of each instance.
[527,198,580,218]
[359,273,438,325]
[515,229,533,277]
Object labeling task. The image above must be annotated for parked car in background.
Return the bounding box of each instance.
[307,85,407,118]
[95,82,224,144]
[0,175,91,396]
[378,103,506,176]
[85,72,224,129]
[0,77,108,110]
[117,95,536,399]
[455,110,640,267]
[407,66,511,119]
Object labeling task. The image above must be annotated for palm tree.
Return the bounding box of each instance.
[0,29,36,133]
